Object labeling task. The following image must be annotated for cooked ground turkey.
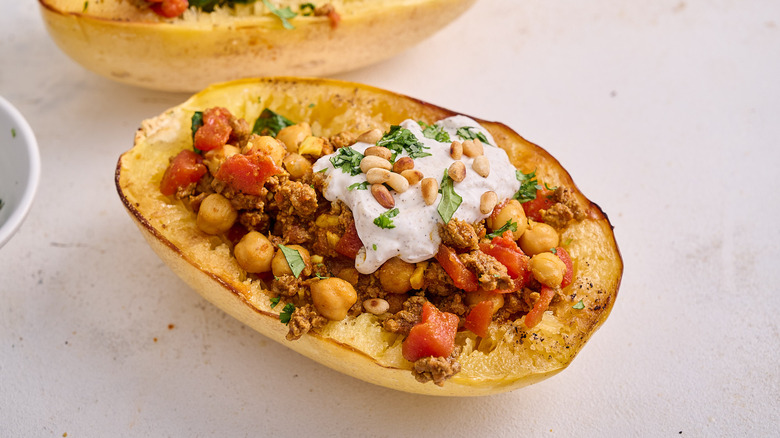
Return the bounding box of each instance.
[286,304,328,341]
[458,250,513,291]
[438,218,479,250]
[412,346,462,386]
[382,295,425,336]
[543,187,586,229]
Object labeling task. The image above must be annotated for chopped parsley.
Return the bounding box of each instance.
[262,0,298,29]
[252,108,294,137]
[300,2,316,15]
[456,126,490,145]
[83,1,88,12]
[280,303,295,324]
[278,244,306,278]
[550,247,558,254]
[486,220,518,239]
[348,181,370,191]
[514,169,542,203]
[544,182,558,191]
[11,128,16,138]
[373,208,399,229]
[573,300,585,310]
[372,244,377,251]
[437,169,462,224]
[269,296,281,308]
[417,121,450,143]
[330,147,364,176]
[376,125,432,161]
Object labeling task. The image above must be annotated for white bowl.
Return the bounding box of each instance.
[0,96,40,248]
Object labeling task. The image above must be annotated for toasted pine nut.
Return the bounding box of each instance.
[450,141,463,160]
[400,169,424,185]
[421,178,438,205]
[393,156,414,173]
[357,129,384,145]
[448,161,466,182]
[364,145,392,161]
[363,298,390,315]
[472,155,490,178]
[462,139,484,157]
[360,155,392,173]
[371,184,395,208]
[480,191,498,215]
[366,168,392,184]
[386,172,410,193]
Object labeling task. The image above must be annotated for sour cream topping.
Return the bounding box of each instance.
[313,116,520,274]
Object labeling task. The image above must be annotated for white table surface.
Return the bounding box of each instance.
[2,1,778,436]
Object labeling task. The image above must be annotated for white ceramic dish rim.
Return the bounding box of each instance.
[0,96,41,248]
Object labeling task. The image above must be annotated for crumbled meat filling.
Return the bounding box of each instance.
[438,218,479,250]
[458,251,513,291]
[412,346,462,386]
[286,304,328,341]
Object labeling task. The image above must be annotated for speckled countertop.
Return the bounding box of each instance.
[2,1,778,436]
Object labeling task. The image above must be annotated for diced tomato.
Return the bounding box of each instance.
[159,149,207,196]
[464,300,494,338]
[479,231,532,290]
[326,9,341,29]
[522,189,555,222]
[555,246,573,288]
[524,286,555,329]
[402,302,459,362]
[149,0,189,19]
[434,244,478,292]
[335,221,363,259]
[214,152,282,195]
[194,107,233,152]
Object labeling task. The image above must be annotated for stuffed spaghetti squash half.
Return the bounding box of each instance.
[115,77,622,396]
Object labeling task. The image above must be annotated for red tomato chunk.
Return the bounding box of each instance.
[464,300,494,338]
[194,107,233,152]
[214,153,282,196]
[149,0,189,19]
[159,149,207,196]
[522,189,555,222]
[524,286,555,329]
[402,302,459,362]
[434,244,478,292]
[335,222,363,259]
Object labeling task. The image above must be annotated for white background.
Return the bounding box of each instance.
[2,1,779,436]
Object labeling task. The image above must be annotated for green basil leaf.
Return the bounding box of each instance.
[437,169,462,224]
[252,108,294,137]
[278,244,306,278]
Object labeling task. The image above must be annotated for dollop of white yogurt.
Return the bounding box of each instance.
[313,116,520,274]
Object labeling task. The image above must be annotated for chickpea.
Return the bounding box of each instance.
[276,123,312,153]
[196,194,237,235]
[378,257,415,294]
[486,199,528,239]
[271,244,312,278]
[519,221,560,256]
[465,290,504,314]
[283,153,312,179]
[530,252,566,288]
[310,278,358,321]
[246,135,286,166]
[233,232,275,273]
[336,267,360,286]
[203,144,240,175]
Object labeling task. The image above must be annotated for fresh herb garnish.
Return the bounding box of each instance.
[348,181,370,191]
[262,0,297,29]
[280,303,295,324]
[376,125,432,161]
[437,169,462,224]
[372,244,377,251]
[300,2,316,15]
[373,208,399,229]
[308,102,315,108]
[83,1,88,12]
[456,126,490,145]
[11,128,16,138]
[330,147,364,176]
[252,108,294,137]
[190,111,204,153]
[316,167,328,173]
[269,296,281,308]
[486,220,518,239]
[514,169,542,203]
[278,244,306,278]
[544,182,558,191]
[563,238,573,246]
[550,247,558,254]
[417,121,450,143]
[573,300,585,310]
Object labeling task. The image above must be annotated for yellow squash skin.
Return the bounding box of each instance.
[115,78,623,396]
[39,0,475,92]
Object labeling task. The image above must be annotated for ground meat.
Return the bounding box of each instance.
[328,131,356,149]
[272,213,315,244]
[543,187,585,228]
[411,346,462,386]
[229,115,252,147]
[271,275,306,298]
[274,180,318,217]
[432,293,468,317]
[422,262,456,296]
[458,251,513,291]
[286,304,328,341]
[438,219,479,250]
[212,179,267,211]
[494,291,533,322]
[382,295,425,336]
[239,211,270,232]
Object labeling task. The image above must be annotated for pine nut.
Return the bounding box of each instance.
[448,161,466,182]
[480,191,498,214]
[357,128,384,145]
[450,141,463,159]
[364,145,392,161]
[393,156,414,173]
[472,155,490,178]
[371,184,395,208]
[366,168,392,184]
[386,172,410,193]
[400,169,424,185]
[421,178,438,205]
[363,298,390,315]
[360,155,392,173]
[462,139,484,157]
